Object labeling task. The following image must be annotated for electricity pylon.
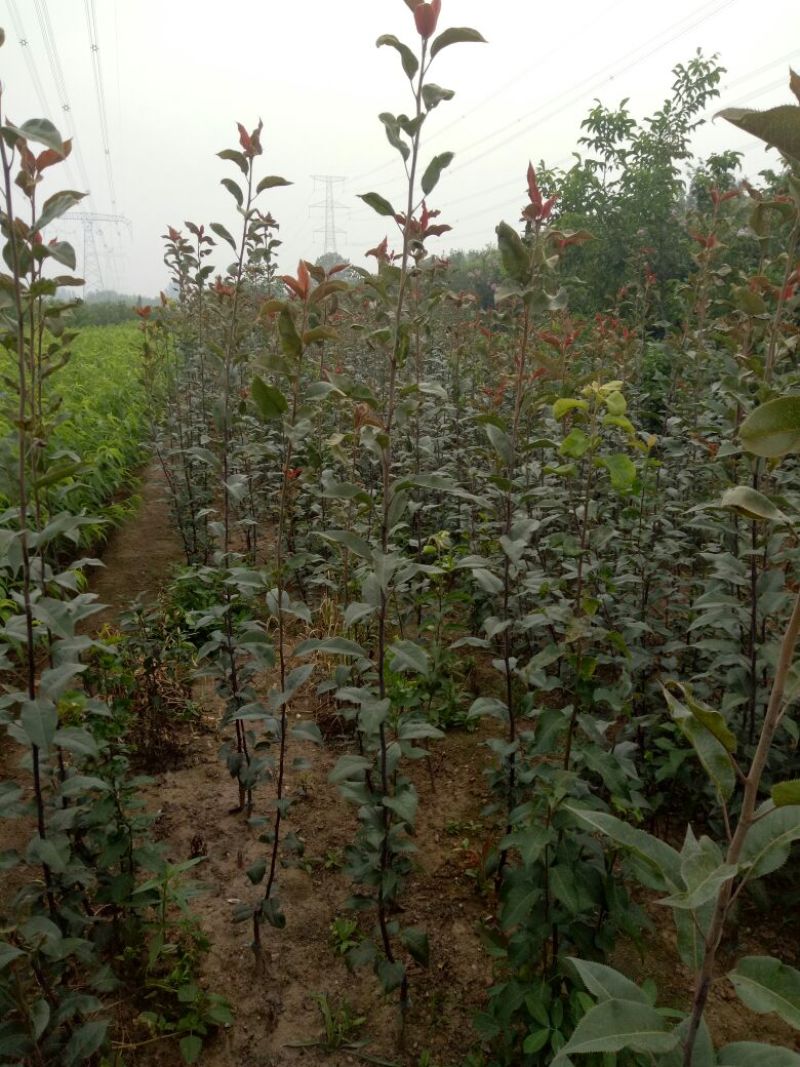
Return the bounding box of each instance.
[63,211,132,292]
[310,175,347,255]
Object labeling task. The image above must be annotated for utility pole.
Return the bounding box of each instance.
[310,175,347,255]
[63,211,132,293]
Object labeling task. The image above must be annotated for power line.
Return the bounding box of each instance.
[84,0,118,214]
[6,0,54,117]
[4,0,79,188]
[31,0,93,201]
[445,0,739,181]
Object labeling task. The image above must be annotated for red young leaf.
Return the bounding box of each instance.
[414,0,441,39]
[36,139,72,173]
[237,122,252,155]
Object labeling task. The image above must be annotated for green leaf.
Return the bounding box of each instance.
[484,422,513,466]
[303,325,339,345]
[657,1017,716,1067]
[252,376,288,420]
[278,307,302,359]
[291,721,323,745]
[12,118,65,152]
[246,858,266,885]
[560,428,590,459]
[660,837,737,910]
[553,998,678,1061]
[740,396,800,459]
[30,998,49,1040]
[401,926,429,966]
[598,453,636,493]
[662,682,737,752]
[773,780,800,807]
[210,221,238,251]
[718,105,800,164]
[430,26,487,60]
[568,958,650,1004]
[523,1030,551,1055]
[217,148,248,174]
[179,1034,203,1064]
[718,1043,800,1066]
[376,959,406,993]
[740,804,800,880]
[21,699,58,752]
[319,529,373,559]
[296,636,367,658]
[662,684,736,802]
[39,662,86,699]
[553,398,589,420]
[604,390,627,416]
[46,239,77,269]
[550,865,594,913]
[422,83,455,110]
[719,486,790,524]
[328,751,373,785]
[468,696,508,721]
[63,1020,108,1066]
[358,191,396,218]
[728,956,800,1029]
[376,34,419,80]
[379,112,410,162]
[344,602,376,627]
[421,151,454,196]
[27,836,67,873]
[220,177,243,207]
[35,190,85,232]
[496,221,530,286]
[389,639,430,675]
[256,175,292,193]
[384,787,418,826]
[566,807,682,891]
[0,942,24,970]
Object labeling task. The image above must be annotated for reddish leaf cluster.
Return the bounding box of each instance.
[394,200,451,241]
[710,186,739,208]
[17,136,72,193]
[212,275,235,298]
[366,236,401,264]
[594,312,634,344]
[780,264,800,302]
[551,232,588,251]
[522,162,557,226]
[237,120,263,159]
[690,231,718,251]
[281,260,312,301]
[538,325,581,353]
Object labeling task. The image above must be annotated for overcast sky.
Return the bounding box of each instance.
[1,0,796,296]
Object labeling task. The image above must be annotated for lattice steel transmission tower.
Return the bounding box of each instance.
[310,175,347,255]
[63,212,132,292]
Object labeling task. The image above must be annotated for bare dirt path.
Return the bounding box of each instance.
[86,460,183,631]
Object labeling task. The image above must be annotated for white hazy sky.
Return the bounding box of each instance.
[1,0,797,295]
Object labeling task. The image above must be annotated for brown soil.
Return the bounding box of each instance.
[85,460,183,632]
[135,706,497,1067]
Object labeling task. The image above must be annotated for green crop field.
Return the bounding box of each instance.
[0,323,148,526]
